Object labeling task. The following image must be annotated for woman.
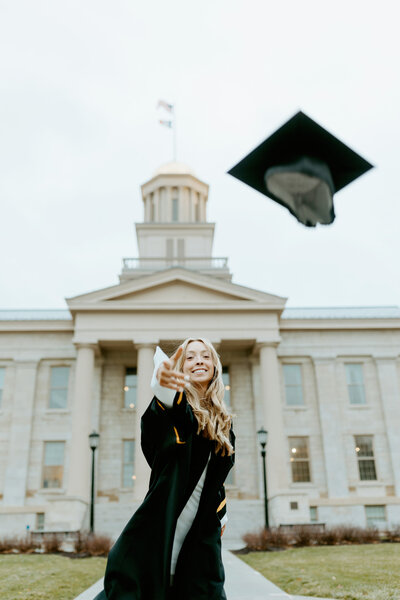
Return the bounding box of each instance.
[94,338,235,600]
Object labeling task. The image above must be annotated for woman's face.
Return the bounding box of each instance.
[183,340,214,391]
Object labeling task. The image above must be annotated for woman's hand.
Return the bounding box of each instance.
[157,346,188,392]
[221,525,226,537]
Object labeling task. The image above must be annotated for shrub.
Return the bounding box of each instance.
[15,535,40,553]
[243,523,383,551]
[243,527,289,551]
[74,530,87,554]
[0,535,40,553]
[43,533,62,553]
[316,527,342,545]
[73,531,113,556]
[358,527,380,543]
[85,534,113,557]
[0,536,19,553]
[292,525,315,547]
[384,524,400,542]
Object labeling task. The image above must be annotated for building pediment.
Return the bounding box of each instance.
[113,281,249,303]
[66,268,287,313]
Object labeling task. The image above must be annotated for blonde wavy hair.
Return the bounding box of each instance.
[175,337,234,457]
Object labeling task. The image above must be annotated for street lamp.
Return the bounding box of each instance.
[88,430,100,534]
[257,427,269,530]
[228,111,373,227]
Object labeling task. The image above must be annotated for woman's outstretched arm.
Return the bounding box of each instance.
[150,346,187,407]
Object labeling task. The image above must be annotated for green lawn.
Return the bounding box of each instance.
[240,544,400,600]
[0,554,106,600]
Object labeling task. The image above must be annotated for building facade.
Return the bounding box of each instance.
[1,162,400,540]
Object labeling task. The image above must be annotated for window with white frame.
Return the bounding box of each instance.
[36,512,45,531]
[283,364,304,406]
[122,440,135,488]
[172,190,179,222]
[49,367,70,409]
[365,505,386,528]
[310,506,318,522]
[289,437,311,482]
[42,442,65,488]
[166,239,174,265]
[355,435,377,480]
[0,367,5,408]
[124,368,137,409]
[345,363,366,405]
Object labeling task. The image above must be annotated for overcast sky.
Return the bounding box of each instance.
[1,0,399,309]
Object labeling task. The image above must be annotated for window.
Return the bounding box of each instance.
[345,363,366,405]
[36,513,45,531]
[172,192,179,222]
[290,501,298,510]
[42,442,65,488]
[177,239,185,261]
[283,364,304,406]
[310,506,318,522]
[355,435,377,480]
[122,440,135,488]
[0,367,5,408]
[124,368,137,409]
[289,437,311,482]
[365,505,386,528]
[166,239,174,265]
[49,366,69,409]
[222,367,231,408]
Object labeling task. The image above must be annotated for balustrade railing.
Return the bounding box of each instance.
[122,257,229,271]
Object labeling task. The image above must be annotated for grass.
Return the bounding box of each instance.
[0,554,106,600]
[240,543,400,600]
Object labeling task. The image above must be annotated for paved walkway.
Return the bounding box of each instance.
[73,549,334,600]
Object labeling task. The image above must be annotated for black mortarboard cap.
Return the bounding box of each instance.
[227,111,373,227]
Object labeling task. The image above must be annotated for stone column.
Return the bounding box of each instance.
[313,358,348,497]
[66,344,96,500]
[144,194,151,222]
[3,360,38,506]
[375,357,400,495]
[134,343,156,501]
[200,194,206,221]
[167,186,172,223]
[259,344,290,494]
[178,186,185,222]
[153,188,159,222]
[189,188,194,221]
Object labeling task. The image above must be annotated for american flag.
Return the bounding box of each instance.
[157,99,174,113]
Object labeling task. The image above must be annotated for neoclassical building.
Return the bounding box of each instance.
[1,162,400,540]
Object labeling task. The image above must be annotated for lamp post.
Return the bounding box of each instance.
[88,430,100,533]
[257,427,269,530]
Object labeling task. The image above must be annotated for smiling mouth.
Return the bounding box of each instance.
[192,369,207,374]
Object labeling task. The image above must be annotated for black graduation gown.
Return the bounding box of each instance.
[94,391,235,600]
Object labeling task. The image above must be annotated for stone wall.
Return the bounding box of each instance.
[97,350,138,504]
